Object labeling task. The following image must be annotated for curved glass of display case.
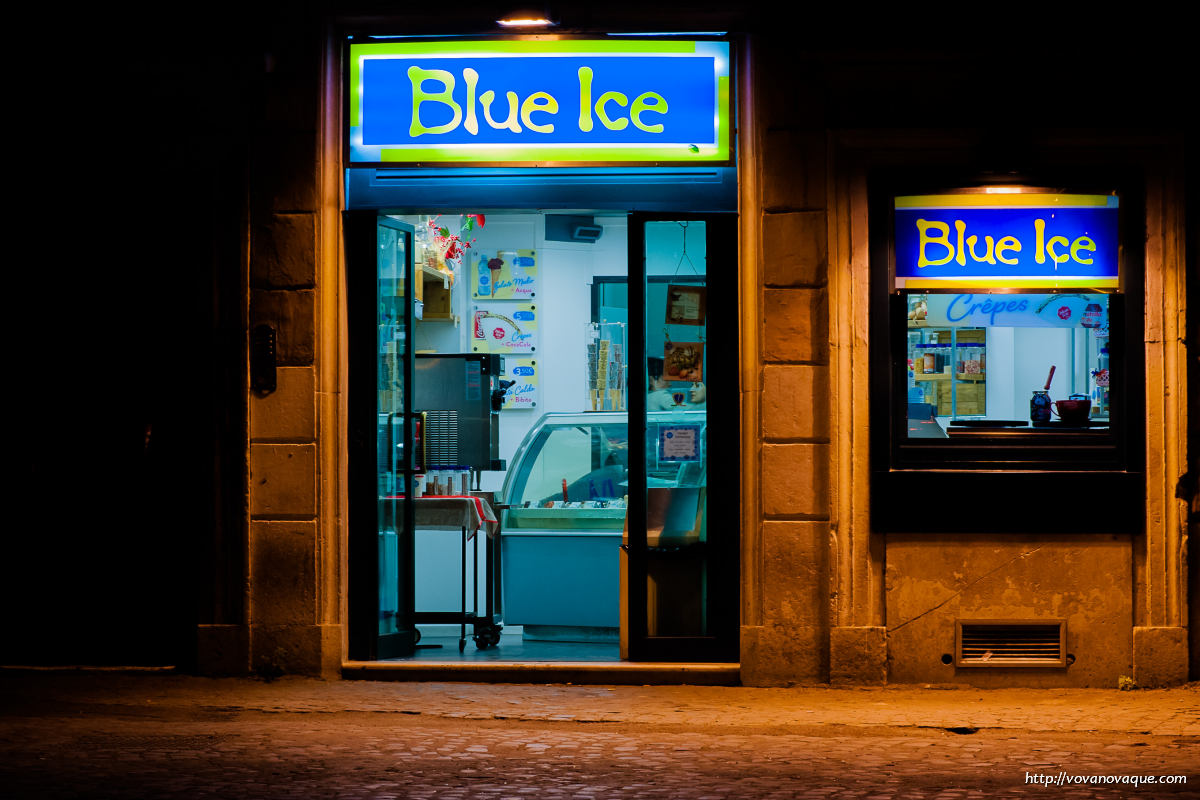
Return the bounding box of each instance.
[501,410,707,530]
[498,411,707,633]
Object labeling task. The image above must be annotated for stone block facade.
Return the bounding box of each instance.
[219,14,340,678]
[745,41,839,683]
[886,535,1135,688]
[762,366,829,440]
[196,17,1190,687]
[741,30,1190,688]
[830,627,887,686]
[1133,627,1189,689]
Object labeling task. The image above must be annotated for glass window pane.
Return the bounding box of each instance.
[643,221,708,637]
[904,291,1112,438]
[377,222,407,637]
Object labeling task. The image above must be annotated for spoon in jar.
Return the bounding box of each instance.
[1044,365,1056,391]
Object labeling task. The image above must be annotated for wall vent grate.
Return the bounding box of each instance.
[955,620,1066,668]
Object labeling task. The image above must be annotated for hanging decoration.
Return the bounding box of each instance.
[663,328,704,382]
[427,213,485,271]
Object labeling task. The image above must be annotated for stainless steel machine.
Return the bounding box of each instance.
[411,352,506,651]
[414,353,506,478]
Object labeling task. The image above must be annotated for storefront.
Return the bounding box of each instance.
[869,180,1147,685]
[813,142,1190,687]
[210,12,1192,686]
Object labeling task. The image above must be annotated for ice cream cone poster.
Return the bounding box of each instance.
[664,341,703,382]
[471,304,537,355]
[474,249,537,300]
[501,359,538,410]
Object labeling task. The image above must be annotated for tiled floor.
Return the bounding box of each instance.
[387,632,619,662]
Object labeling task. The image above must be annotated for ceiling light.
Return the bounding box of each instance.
[497,10,556,27]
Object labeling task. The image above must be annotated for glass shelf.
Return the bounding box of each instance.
[906,326,986,419]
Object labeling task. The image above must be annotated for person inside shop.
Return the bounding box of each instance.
[648,357,706,410]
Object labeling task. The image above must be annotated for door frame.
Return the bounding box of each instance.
[347,210,740,663]
[347,211,418,660]
[626,212,740,662]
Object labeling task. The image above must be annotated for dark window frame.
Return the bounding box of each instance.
[868,169,1145,534]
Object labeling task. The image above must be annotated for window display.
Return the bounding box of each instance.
[904,291,1111,436]
[871,184,1143,534]
[886,191,1126,462]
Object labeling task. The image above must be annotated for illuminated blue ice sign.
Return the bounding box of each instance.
[348,39,731,164]
[894,194,1120,290]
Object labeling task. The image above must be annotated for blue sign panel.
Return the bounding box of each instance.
[349,40,730,164]
[363,57,713,145]
[894,194,1120,289]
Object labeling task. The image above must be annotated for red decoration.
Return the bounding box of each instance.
[427,213,483,267]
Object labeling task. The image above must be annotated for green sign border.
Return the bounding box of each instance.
[347,39,732,165]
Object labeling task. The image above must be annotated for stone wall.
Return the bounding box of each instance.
[220,14,340,678]
[736,34,1191,688]
[738,47,834,686]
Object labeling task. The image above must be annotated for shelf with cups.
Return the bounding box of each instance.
[913,372,986,381]
[907,326,987,418]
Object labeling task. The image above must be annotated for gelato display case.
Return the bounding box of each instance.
[498,410,707,632]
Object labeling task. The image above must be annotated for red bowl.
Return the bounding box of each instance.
[1053,398,1091,423]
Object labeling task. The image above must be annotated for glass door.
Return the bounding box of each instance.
[625,214,739,662]
[349,213,418,660]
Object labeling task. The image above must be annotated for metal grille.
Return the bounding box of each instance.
[956,620,1066,668]
[423,410,459,466]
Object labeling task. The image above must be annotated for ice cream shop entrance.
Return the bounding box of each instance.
[343,37,740,665]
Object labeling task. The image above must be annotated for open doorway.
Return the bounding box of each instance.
[351,210,737,663]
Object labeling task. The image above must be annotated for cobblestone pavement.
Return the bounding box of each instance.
[2,671,1199,799]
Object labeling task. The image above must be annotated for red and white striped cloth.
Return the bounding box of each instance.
[383,495,499,539]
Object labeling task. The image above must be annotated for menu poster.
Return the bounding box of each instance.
[502,359,538,409]
[473,249,537,300]
[471,304,537,354]
[665,284,706,325]
[664,341,703,382]
[659,425,702,462]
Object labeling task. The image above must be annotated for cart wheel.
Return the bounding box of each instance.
[414,629,422,644]
[474,625,502,649]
